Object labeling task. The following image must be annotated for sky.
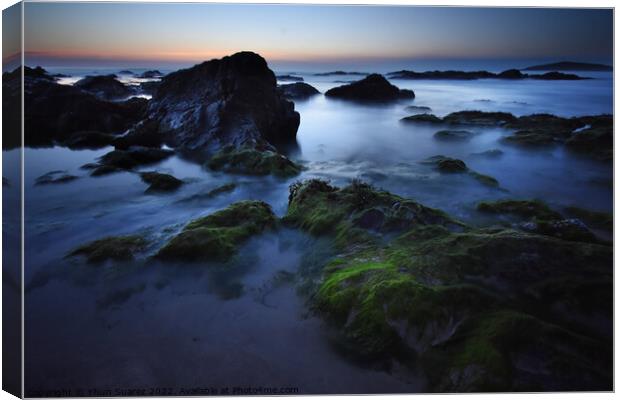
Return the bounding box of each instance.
[19,3,614,71]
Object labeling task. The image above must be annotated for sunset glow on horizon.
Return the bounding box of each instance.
[21,3,613,69]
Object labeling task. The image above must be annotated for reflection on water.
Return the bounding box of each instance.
[20,69,612,394]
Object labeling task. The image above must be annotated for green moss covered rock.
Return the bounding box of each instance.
[284,179,461,240]
[207,146,302,177]
[286,183,611,391]
[156,200,276,262]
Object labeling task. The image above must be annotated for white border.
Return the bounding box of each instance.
[0,1,616,400]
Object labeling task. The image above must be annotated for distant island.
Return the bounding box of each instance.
[387,69,586,81]
[523,61,612,71]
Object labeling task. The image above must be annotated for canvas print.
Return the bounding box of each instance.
[2,2,614,396]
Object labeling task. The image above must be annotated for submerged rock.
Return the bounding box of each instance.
[443,111,517,126]
[325,74,415,102]
[277,82,320,99]
[434,130,477,141]
[156,200,276,262]
[422,156,468,173]
[206,183,237,197]
[140,172,184,193]
[401,113,442,124]
[74,75,136,100]
[35,171,79,185]
[404,105,432,113]
[147,52,300,155]
[68,235,147,264]
[422,156,500,187]
[470,149,504,158]
[206,146,302,177]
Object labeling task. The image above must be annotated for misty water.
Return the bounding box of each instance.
[15,67,612,394]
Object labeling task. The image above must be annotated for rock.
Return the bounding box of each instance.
[443,111,517,126]
[138,70,163,78]
[277,82,320,99]
[140,172,184,192]
[565,124,612,162]
[3,177,10,187]
[118,70,134,75]
[147,52,300,155]
[206,145,302,177]
[477,199,562,220]
[138,80,160,95]
[85,147,174,176]
[113,119,165,150]
[422,156,500,187]
[287,181,611,391]
[276,74,304,82]
[470,149,504,158]
[401,114,442,123]
[519,218,597,243]
[74,75,136,100]
[388,69,496,80]
[404,105,432,113]
[3,66,147,149]
[523,61,612,71]
[497,69,525,79]
[434,130,476,141]
[564,206,612,232]
[422,155,468,173]
[468,171,499,187]
[68,235,147,263]
[284,179,461,238]
[502,129,560,147]
[500,113,611,160]
[325,74,415,102]
[206,183,237,197]
[61,131,116,149]
[156,200,276,262]
[35,170,78,185]
[387,68,587,80]
[314,71,368,76]
[535,71,584,80]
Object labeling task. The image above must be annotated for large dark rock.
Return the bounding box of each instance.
[325,74,415,102]
[74,74,136,100]
[3,66,147,149]
[146,51,300,155]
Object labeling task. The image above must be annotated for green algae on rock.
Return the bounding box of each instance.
[476,199,601,242]
[477,199,562,220]
[400,113,443,124]
[284,179,461,240]
[285,181,611,391]
[68,235,148,264]
[156,200,276,262]
[207,146,302,177]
